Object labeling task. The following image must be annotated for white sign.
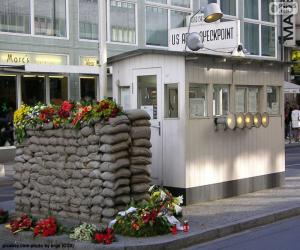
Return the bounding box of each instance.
[186,14,205,26]
[269,1,298,15]
[169,20,240,53]
[282,0,296,47]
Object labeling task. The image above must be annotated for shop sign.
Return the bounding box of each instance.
[291,50,300,75]
[282,0,296,47]
[0,51,68,65]
[169,20,240,53]
[80,56,98,66]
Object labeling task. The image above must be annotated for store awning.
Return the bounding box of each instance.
[284,81,300,94]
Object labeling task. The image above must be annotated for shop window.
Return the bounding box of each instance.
[119,86,131,111]
[244,23,259,56]
[110,1,136,44]
[146,6,168,46]
[213,85,229,116]
[21,75,45,106]
[261,26,275,57]
[235,86,259,113]
[221,0,236,16]
[165,83,178,118]
[171,0,190,8]
[171,10,189,29]
[80,77,96,101]
[137,75,157,119]
[244,0,258,19]
[0,0,31,34]
[34,0,67,37]
[267,86,280,115]
[189,84,207,118]
[50,76,68,105]
[79,0,98,40]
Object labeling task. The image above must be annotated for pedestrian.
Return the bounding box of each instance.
[284,102,292,139]
[291,104,300,142]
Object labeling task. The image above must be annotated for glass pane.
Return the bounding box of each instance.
[236,87,246,113]
[221,0,236,16]
[79,0,98,40]
[171,0,190,8]
[50,76,68,105]
[80,77,96,101]
[0,0,30,34]
[189,84,207,118]
[137,75,157,119]
[244,23,259,55]
[199,0,217,8]
[244,0,258,19]
[267,86,279,114]
[110,1,136,44]
[213,85,229,116]
[146,6,168,46]
[171,11,189,29]
[262,0,274,22]
[34,0,66,37]
[21,76,45,105]
[247,87,259,113]
[119,86,131,110]
[261,26,275,57]
[165,84,178,118]
[147,0,167,4]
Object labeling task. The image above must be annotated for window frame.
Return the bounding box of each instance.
[266,85,280,115]
[164,83,179,119]
[188,83,208,119]
[213,84,230,117]
[235,86,261,114]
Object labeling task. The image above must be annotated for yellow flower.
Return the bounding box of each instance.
[14,104,30,125]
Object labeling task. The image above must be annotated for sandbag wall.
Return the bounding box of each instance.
[13,110,152,224]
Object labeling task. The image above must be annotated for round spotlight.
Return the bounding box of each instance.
[236,113,245,129]
[203,3,223,23]
[245,112,254,129]
[253,113,262,128]
[261,112,269,128]
[226,113,236,130]
[186,32,204,51]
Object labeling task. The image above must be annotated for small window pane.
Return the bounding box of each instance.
[199,0,217,8]
[221,0,236,16]
[236,87,246,113]
[189,84,207,118]
[247,87,259,113]
[213,85,229,116]
[261,26,275,57]
[171,0,190,8]
[21,76,45,105]
[165,84,178,118]
[146,6,168,46]
[34,0,66,37]
[110,1,136,44]
[79,0,98,40]
[0,0,31,34]
[171,11,189,29]
[244,0,258,19]
[119,86,131,110]
[147,0,167,4]
[244,23,259,55]
[50,76,68,105]
[80,77,96,101]
[267,86,280,114]
[262,0,274,22]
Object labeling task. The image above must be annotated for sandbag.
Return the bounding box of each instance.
[100,133,129,145]
[99,141,129,153]
[130,127,151,140]
[126,110,151,121]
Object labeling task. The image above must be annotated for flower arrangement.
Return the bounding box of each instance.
[93,228,115,245]
[69,223,97,241]
[0,208,9,224]
[5,214,33,234]
[112,186,184,237]
[13,99,123,143]
[33,216,58,237]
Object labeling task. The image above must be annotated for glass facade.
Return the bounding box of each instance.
[221,0,236,16]
[261,26,275,57]
[262,0,274,22]
[244,0,258,19]
[110,1,136,44]
[171,0,190,8]
[171,10,188,28]
[34,0,67,37]
[244,23,259,55]
[0,0,30,34]
[79,0,98,40]
[50,76,68,105]
[21,76,45,105]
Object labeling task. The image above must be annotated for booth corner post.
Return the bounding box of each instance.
[98,0,107,100]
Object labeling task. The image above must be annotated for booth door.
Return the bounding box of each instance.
[133,68,163,185]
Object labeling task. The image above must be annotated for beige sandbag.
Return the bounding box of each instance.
[131,156,151,165]
[100,133,129,145]
[100,158,130,172]
[126,110,151,121]
[131,183,149,193]
[130,127,151,140]
[132,139,152,148]
[130,147,152,157]
[100,141,129,153]
[100,124,130,135]
[132,119,151,127]
[131,174,152,184]
[102,151,128,163]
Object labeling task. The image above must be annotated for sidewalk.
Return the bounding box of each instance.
[0,173,300,249]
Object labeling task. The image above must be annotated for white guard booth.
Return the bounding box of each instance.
[109,49,285,205]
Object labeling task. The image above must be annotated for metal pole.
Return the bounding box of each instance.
[98,0,107,100]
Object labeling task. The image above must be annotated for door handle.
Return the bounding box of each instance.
[151,121,161,136]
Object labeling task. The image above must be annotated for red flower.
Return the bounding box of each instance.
[170,224,177,235]
[39,113,46,121]
[61,101,73,112]
[95,233,104,243]
[33,216,57,237]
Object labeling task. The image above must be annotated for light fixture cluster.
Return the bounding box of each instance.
[215,112,269,130]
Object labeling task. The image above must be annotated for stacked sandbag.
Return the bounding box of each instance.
[97,115,131,224]
[126,110,152,202]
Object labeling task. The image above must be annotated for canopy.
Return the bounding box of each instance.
[284,81,300,94]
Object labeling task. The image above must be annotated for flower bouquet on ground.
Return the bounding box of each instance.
[5,214,34,234]
[33,216,61,237]
[93,228,115,245]
[112,186,184,237]
[69,223,97,241]
[0,208,9,224]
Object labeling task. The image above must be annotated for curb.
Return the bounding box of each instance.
[1,206,300,250]
[0,176,14,187]
[285,143,300,148]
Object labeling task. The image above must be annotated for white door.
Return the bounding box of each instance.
[133,68,163,185]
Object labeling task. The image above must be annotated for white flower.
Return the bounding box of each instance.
[160,190,167,201]
[149,185,155,192]
[174,195,184,205]
[174,204,182,215]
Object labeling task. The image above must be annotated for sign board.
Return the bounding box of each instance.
[282,0,296,47]
[169,20,240,53]
[291,50,300,75]
[80,56,98,66]
[0,51,68,65]
[186,13,206,26]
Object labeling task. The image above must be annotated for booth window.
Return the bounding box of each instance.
[119,86,131,111]
[189,84,207,118]
[79,0,98,40]
[213,85,229,116]
[171,10,189,28]
[236,86,259,113]
[50,76,68,105]
[220,0,236,16]
[110,1,136,44]
[267,86,280,115]
[165,84,178,118]
[0,0,31,34]
[261,26,275,57]
[171,0,190,8]
[262,0,274,22]
[21,75,45,106]
[244,23,259,55]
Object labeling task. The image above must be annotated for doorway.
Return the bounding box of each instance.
[80,76,96,101]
